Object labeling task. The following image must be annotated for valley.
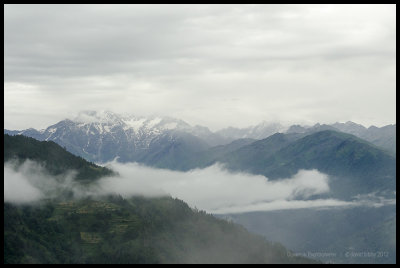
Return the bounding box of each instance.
[3,113,396,263]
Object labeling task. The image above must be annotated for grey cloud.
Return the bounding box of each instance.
[97,163,331,205]
[97,162,390,214]
[5,4,395,81]
[4,4,396,131]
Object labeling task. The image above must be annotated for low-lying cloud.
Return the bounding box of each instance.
[4,160,86,203]
[98,162,333,213]
[4,160,43,204]
[4,160,395,213]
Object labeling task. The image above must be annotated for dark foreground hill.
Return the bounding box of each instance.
[4,196,316,264]
[3,134,316,264]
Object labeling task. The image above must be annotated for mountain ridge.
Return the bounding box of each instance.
[222,130,395,198]
[5,111,395,160]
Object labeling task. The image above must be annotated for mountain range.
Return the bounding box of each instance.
[5,111,226,164]
[4,111,396,201]
[4,111,396,167]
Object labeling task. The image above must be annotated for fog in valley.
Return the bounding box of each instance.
[4,160,394,214]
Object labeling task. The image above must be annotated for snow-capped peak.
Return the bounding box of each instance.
[70,110,195,136]
[72,110,123,124]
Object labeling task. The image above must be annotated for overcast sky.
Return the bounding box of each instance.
[4,4,396,131]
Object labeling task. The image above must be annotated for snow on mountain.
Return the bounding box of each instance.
[122,117,146,132]
[71,111,191,136]
[4,111,225,163]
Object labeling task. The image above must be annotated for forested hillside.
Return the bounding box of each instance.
[4,196,317,264]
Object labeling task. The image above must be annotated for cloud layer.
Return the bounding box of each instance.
[4,4,396,130]
[4,160,395,213]
[98,162,333,213]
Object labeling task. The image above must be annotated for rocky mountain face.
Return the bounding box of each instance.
[4,111,221,164]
